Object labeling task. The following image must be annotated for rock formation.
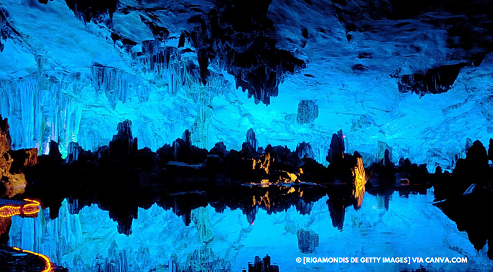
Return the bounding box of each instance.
[297,229,319,253]
[247,255,279,272]
[296,100,319,124]
[0,116,35,198]
[326,129,345,164]
[489,138,493,163]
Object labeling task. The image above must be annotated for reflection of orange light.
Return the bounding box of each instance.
[0,199,40,218]
[0,205,21,217]
[22,199,40,215]
[12,246,52,272]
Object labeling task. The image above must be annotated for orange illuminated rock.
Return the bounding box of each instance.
[9,148,38,173]
[0,116,11,156]
[255,152,274,174]
[352,154,366,209]
[0,116,29,198]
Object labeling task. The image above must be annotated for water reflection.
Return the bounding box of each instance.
[7,188,493,272]
[0,199,51,272]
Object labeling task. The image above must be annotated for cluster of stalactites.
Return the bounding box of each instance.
[91,64,150,108]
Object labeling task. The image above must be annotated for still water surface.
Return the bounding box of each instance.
[8,190,493,271]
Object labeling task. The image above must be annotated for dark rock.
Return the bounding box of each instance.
[298,157,326,182]
[48,141,63,161]
[296,198,313,215]
[188,0,305,104]
[157,144,174,167]
[435,186,493,260]
[368,149,396,186]
[66,142,86,163]
[209,142,228,158]
[109,120,138,159]
[204,154,223,174]
[171,130,208,164]
[296,142,314,159]
[241,142,257,159]
[246,128,258,152]
[376,141,392,163]
[326,129,345,164]
[8,148,38,173]
[451,140,490,193]
[384,149,394,169]
[128,147,159,171]
[327,196,346,230]
[398,63,465,95]
[264,145,301,173]
[64,0,117,23]
[247,255,279,272]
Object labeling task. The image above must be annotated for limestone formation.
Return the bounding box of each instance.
[296,100,319,124]
[246,128,258,152]
[109,120,138,159]
[0,116,29,198]
[247,255,279,272]
[488,138,493,163]
[297,229,319,253]
[326,129,345,164]
[191,207,214,243]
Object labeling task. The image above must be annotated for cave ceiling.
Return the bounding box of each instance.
[2,0,491,99]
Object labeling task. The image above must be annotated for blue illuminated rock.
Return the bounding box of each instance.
[297,229,319,254]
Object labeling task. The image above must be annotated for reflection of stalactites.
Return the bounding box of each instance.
[260,191,272,210]
[376,192,391,211]
[296,199,313,215]
[327,198,345,230]
[354,190,365,210]
[245,205,258,225]
[248,254,279,272]
[191,206,214,243]
[104,240,129,272]
[183,212,191,226]
[297,229,320,254]
[191,106,213,149]
[0,216,11,244]
[181,247,232,271]
[12,246,52,272]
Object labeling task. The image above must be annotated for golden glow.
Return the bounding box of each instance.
[12,246,53,272]
[22,199,40,215]
[0,205,20,217]
[0,199,40,218]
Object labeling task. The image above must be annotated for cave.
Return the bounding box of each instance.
[1,0,493,271]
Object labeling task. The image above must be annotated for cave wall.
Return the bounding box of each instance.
[0,0,492,170]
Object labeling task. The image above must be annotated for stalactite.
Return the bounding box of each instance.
[91,64,150,109]
[191,107,213,149]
